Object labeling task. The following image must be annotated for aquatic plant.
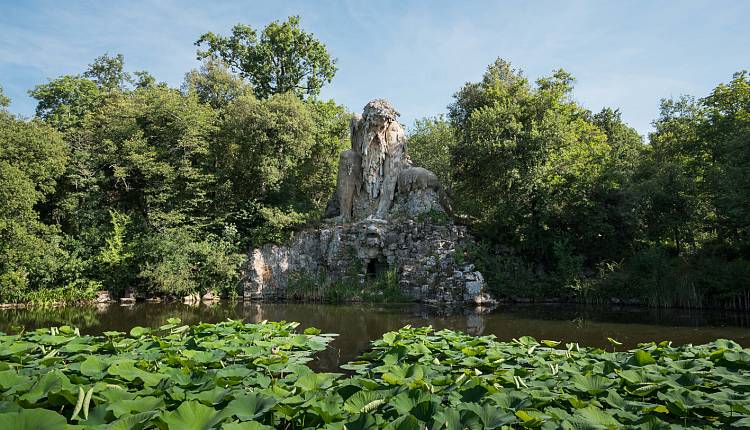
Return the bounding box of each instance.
[0,319,337,429]
[0,321,748,428]
[343,327,750,429]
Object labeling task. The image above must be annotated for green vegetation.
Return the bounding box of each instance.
[0,319,336,429]
[196,16,337,99]
[1,321,749,428]
[342,326,750,429]
[0,17,347,304]
[416,209,451,225]
[410,60,750,309]
[1,14,749,307]
[288,268,405,303]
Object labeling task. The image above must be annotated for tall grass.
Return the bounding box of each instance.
[286,268,405,303]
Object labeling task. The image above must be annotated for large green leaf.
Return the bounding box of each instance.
[216,366,252,380]
[381,364,425,386]
[104,411,159,430]
[222,421,274,430]
[108,396,165,418]
[344,413,378,430]
[343,390,386,414]
[160,401,225,430]
[630,350,657,366]
[20,370,71,403]
[432,408,462,430]
[0,408,68,430]
[79,356,108,378]
[222,393,276,421]
[186,387,230,405]
[0,369,31,390]
[571,374,614,395]
[489,391,532,411]
[107,360,163,386]
[0,342,37,357]
[565,406,621,429]
[461,403,516,429]
[388,390,434,416]
[294,372,340,391]
[656,389,707,416]
[384,414,420,430]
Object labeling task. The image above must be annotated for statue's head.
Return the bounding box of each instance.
[362,99,399,125]
[349,99,401,153]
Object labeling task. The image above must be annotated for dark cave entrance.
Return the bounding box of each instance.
[366,259,387,279]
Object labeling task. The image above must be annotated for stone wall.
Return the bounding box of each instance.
[243,219,485,304]
[242,189,489,304]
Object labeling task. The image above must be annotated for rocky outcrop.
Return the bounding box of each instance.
[242,99,491,304]
[244,217,485,304]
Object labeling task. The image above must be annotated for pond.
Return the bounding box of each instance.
[0,302,748,371]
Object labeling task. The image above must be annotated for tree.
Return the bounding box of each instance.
[0,108,73,301]
[407,116,456,190]
[28,75,101,131]
[138,226,243,297]
[586,108,645,262]
[0,85,9,108]
[592,107,643,172]
[212,92,347,244]
[196,16,337,99]
[445,58,647,290]
[74,85,218,232]
[84,53,129,91]
[639,96,706,255]
[183,59,251,109]
[701,71,750,253]
[216,92,315,200]
[29,54,148,132]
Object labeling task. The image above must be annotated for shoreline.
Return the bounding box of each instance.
[1,295,747,312]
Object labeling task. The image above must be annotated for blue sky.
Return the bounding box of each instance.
[1,0,748,136]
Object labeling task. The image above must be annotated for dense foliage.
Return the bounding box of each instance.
[0,322,748,428]
[409,60,750,309]
[0,319,337,429]
[196,16,337,99]
[0,98,96,303]
[0,17,347,304]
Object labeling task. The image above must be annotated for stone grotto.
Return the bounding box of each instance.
[241,99,493,305]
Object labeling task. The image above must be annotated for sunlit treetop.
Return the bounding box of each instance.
[196,16,337,99]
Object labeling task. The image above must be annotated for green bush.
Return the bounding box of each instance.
[138,226,243,298]
[584,245,750,309]
[21,279,101,305]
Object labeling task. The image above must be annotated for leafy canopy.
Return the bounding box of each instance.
[196,16,337,99]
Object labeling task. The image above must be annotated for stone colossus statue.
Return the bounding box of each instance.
[336,99,406,221]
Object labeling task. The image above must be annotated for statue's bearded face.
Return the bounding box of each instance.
[366,113,390,128]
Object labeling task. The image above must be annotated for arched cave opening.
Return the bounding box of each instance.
[366,259,387,279]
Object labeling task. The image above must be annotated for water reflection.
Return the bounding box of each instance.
[1,302,747,371]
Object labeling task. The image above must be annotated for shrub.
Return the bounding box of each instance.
[138,226,243,298]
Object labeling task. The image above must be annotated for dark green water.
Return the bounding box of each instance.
[1,302,748,371]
